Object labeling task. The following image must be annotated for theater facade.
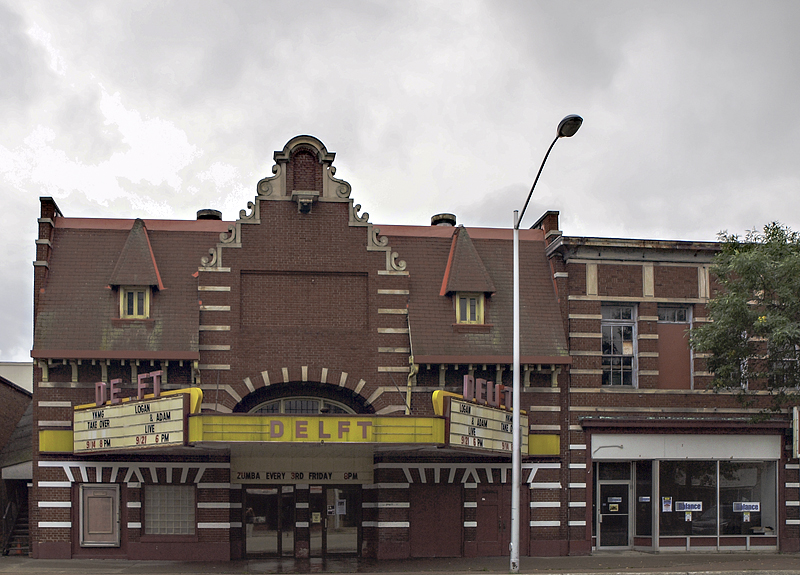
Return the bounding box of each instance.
[30,135,799,560]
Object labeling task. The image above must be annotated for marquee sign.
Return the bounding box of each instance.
[447,397,528,454]
[433,376,528,455]
[74,386,191,454]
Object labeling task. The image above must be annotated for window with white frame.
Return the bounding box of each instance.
[602,304,637,386]
[657,306,689,323]
[144,485,195,535]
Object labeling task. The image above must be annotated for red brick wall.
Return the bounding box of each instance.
[198,199,411,414]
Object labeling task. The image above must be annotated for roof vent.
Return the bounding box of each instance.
[431,213,457,226]
[197,209,222,221]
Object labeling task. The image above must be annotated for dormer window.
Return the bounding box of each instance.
[108,218,164,321]
[121,287,150,319]
[456,293,484,324]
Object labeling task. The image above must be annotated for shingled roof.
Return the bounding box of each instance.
[108,218,165,289]
[379,225,569,364]
[439,226,496,296]
[32,218,228,359]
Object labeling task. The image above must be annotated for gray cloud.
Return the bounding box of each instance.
[3,0,800,360]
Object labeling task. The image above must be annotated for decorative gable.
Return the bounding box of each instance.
[439,226,496,296]
[108,219,165,289]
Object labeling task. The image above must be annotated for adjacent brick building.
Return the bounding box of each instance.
[29,135,798,560]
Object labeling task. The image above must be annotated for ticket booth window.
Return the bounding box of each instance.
[80,484,120,547]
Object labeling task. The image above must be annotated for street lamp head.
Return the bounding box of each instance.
[557,114,583,138]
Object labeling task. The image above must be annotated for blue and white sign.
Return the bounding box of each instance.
[675,501,702,512]
[733,502,760,512]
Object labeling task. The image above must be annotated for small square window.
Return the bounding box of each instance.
[120,287,150,319]
[456,293,484,324]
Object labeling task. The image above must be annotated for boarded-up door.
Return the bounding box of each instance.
[657,323,691,389]
[80,484,120,547]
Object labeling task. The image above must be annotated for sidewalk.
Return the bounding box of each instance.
[0,552,798,575]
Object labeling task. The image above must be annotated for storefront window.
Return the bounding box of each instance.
[719,462,777,536]
[598,461,630,481]
[635,461,652,536]
[659,461,716,536]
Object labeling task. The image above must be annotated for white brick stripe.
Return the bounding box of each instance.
[38,420,71,427]
[38,481,71,488]
[39,521,71,528]
[531,521,560,527]
[38,501,71,508]
[361,521,409,528]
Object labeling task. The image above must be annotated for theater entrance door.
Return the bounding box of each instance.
[309,485,361,557]
[245,486,295,557]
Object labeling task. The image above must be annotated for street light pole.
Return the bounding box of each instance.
[511,115,582,573]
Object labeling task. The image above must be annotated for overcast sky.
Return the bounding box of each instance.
[2,0,800,362]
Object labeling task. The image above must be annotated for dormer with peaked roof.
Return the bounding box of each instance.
[108,218,165,290]
[439,225,496,296]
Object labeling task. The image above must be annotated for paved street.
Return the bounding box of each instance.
[0,552,799,575]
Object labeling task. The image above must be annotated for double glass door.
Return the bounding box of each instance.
[245,485,360,558]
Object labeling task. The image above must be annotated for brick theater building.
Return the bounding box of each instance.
[30,135,799,560]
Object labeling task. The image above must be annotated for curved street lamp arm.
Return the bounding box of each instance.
[516,133,560,230]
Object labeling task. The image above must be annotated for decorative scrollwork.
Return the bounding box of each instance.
[258,181,273,196]
[336,184,351,198]
[352,204,369,224]
[200,247,218,268]
[239,201,256,221]
[371,227,389,248]
[220,224,237,244]
[390,252,407,271]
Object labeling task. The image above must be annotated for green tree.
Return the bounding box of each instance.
[691,222,800,412]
